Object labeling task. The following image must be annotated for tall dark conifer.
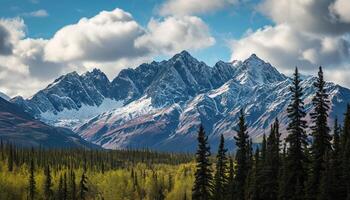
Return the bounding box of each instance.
[226,157,235,200]
[342,105,350,199]
[261,118,280,200]
[44,165,53,200]
[79,171,89,200]
[213,135,228,200]
[28,159,36,200]
[307,66,332,200]
[192,125,213,200]
[234,109,250,200]
[284,67,308,200]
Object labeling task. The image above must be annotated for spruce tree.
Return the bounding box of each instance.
[329,118,344,199]
[261,118,280,200]
[341,105,350,199]
[69,169,77,200]
[245,147,260,200]
[307,66,332,200]
[284,67,308,200]
[57,175,64,200]
[192,125,213,200]
[226,157,235,200]
[234,109,250,200]
[44,165,53,200]
[28,159,36,200]
[79,171,89,200]
[213,135,228,200]
[7,144,13,172]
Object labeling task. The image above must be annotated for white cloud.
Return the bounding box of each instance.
[135,16,215,55]
[231,0,350,86]
[330,0,350,23]
[44,8,147,62]
[0,8,215,97]
[24,9,49,17]
[159,0,238,16]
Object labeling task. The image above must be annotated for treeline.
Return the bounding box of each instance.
[192,67,350,200]
[0,145,194,199]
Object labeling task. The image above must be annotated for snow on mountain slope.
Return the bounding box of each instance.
[11,51,350,151]
[0,92,10,101]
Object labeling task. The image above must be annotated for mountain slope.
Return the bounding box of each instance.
[11,51,350,151]
[0,97,99,148]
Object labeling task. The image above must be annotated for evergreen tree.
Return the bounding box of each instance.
[226,157,235,200]
[341,105,350,199]
[234,109,250,200]
[284,67,308,200]
[44,165,53,200]
[57,175,64,200]
[278,143,287,200]
[245,147,260,200]
[213,135,229,200]
[192,125,213,200]
[69,169,77,200]
[79,171,89,200]
[307,66,332,200]
[7,144,13,172]
[63,172,68,200]
[261,119,280,200]
[28,159,36,200]
[329,118,344,199]
[317,152,332,200]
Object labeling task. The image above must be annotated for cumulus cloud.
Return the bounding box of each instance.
[0,8,215,97]
[44,9,147,62]
[159,0,238,16]
[330,0,350,23]
[231,0,350,86]
[0,25,13,55]
[135,16,215,54]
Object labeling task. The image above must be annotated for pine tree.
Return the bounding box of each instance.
[44,165,53,200]
[284,67,308,200]
[226,157,235,200]
[69,169,77,200]
[307,66,332,200]
[28,159,36,200]
[260,118,280,200]
[57,175,64,200]
[341,105,350,199]
[79,171,89,200]
[7,144,13,172]
[329,118,344,199]
[192,125,213,200]
[317,152,332,200]
[63,172,68,200]
[213,135,229,200]
[278,143,287,200]
[234,109,250,200]
[246,147,260,200]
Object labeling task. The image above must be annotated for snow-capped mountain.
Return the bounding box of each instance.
[11,51,350,151]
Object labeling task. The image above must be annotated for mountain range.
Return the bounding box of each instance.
[8,51,350,151]
[0,96,99,149]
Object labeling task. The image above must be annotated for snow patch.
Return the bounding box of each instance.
[40,98,124,128]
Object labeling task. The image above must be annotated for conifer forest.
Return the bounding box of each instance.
[1,67,350,200]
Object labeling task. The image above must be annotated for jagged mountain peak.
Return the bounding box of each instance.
[169,50,200,64]
[232,54,286,86]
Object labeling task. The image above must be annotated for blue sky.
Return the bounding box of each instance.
[0,0,349,97]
